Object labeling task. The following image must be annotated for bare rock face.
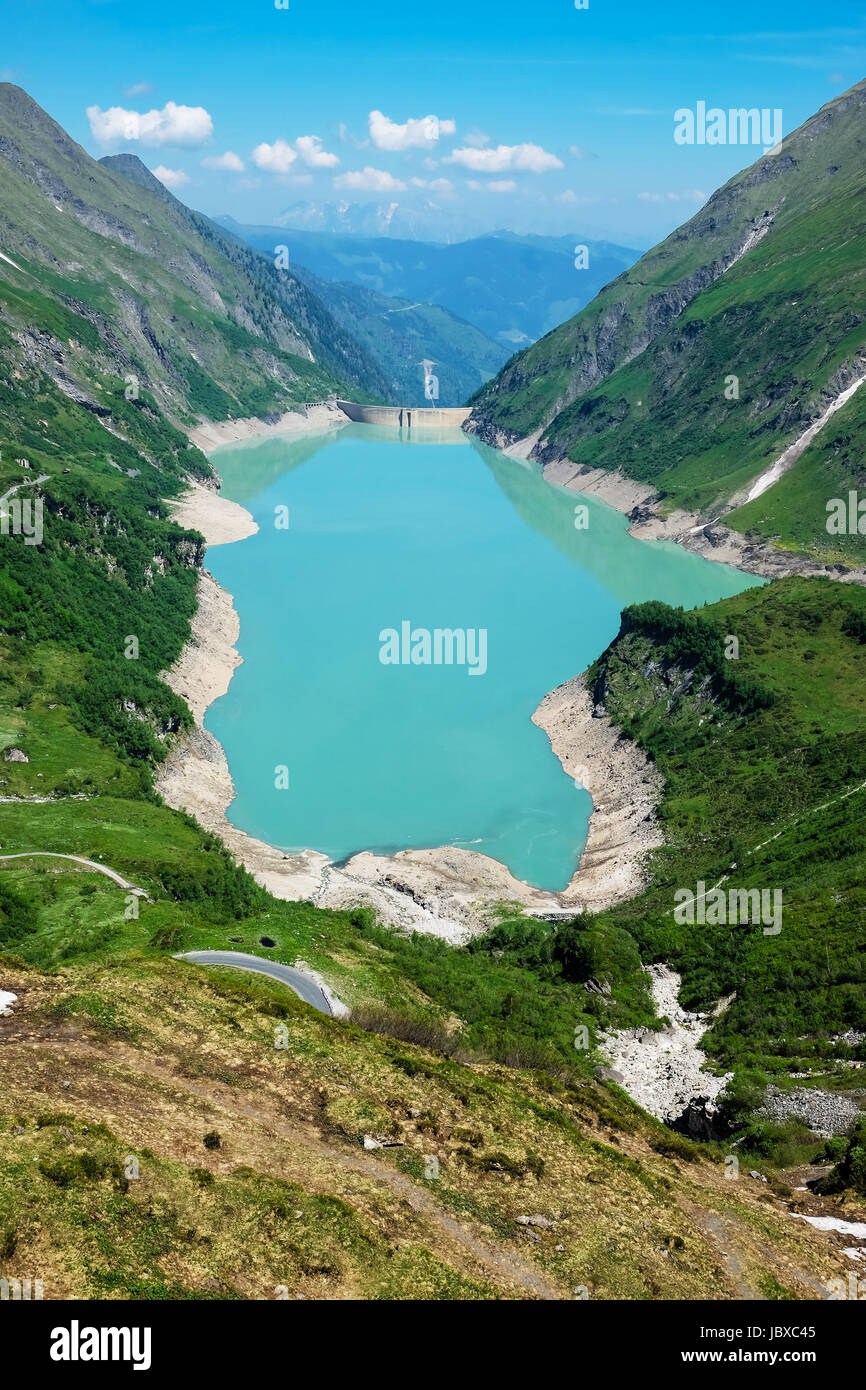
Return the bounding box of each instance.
[594,1065,625,1085]
[3,747,28,762]
[674,1096,725,1142]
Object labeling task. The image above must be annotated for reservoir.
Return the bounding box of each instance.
[206,425,760,891]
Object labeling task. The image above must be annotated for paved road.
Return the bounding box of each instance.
[0,851,147,894]
[174,950,334,1015]
[0,854,334,1014]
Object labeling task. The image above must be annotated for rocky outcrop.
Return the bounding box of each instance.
[626,510,866,587]
[676,1096,726,1142]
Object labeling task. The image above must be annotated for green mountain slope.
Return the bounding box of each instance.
[292,265,509,406]
[467,81,866,561]
[726,378,866,562]
[0,84,388,424]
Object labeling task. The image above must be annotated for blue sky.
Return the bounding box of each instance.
[3,0,864,243]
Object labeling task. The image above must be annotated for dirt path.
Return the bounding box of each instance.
[0,851,147,895]
[681,1202,762,1300]
[663,777,866,920]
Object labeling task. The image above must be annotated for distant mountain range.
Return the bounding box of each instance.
[217,218,640,349]
[265,198,466,241]
[467,80,866,565]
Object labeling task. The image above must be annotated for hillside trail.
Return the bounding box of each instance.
[676,1197,832,1301]
[677,1200,759,1300]
[663,777,866,919]
[0,850,147,895]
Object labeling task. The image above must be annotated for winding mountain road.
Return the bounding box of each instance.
[174,950,336,1015]
[0,850,338,1015]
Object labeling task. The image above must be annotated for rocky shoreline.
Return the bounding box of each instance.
[531,675,664,911]
[497,435,866,588]
[186,401,346,453]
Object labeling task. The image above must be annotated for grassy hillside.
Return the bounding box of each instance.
[0,951,842,1300]
[467,81,866,561]
[727,382,866,562]
[588,579,866,1081]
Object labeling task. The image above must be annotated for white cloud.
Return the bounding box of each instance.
[294,135,340,168]
[124,82,154,99]
[251,136,339,173]
[87,101,213,147]
[289,173,313,186]
[408,175,458,197]
[447,142,563,173]
[151,165,189,189]
[337,122,369,149]
[201,151,245,172]
[463,128,490,149]
[333,166,407,192]
[251,139,297,173]
[368,110,456,151]
[558,188,577,203]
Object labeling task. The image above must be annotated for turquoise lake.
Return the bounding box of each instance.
[206,425,761,892]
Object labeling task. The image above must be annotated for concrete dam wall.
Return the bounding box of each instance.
[336,400,471,428]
